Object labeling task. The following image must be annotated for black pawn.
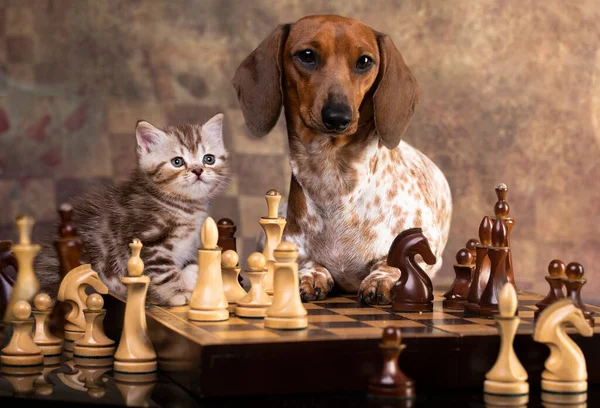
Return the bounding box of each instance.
[534,260,565,320]
[563,262,594,327]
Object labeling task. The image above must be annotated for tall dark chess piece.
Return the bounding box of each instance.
[534,260,565,321]
[478,217,511,318]
[443,248,474,310]
[563,262,594,327]
[493,183,515,286]
[54,203,83,277]
[466,238,479,262]
[367,326,415,401]
[217,218,242,284]
[464,216,493,316]
[389,228,436,312]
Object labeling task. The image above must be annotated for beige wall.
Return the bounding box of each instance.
[1,1,599,303]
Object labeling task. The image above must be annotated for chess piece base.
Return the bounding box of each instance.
[39,344,62,357]
[484,379,529,396]
[43,355,61,366]
[228,303,236,313]
[479,305,500,318]
[264,315,307,330]
[541,379,587,394]
[483,393,528,407]
[235,305,269,318]
[391,302,433,313]
[463,302,480,316]
[367,381,416,400]
[74,345,116,358]
[114,360,157,374]
[114,371,158,384]
[541,391,587,405]
[1,354,44,368]
[187,308,229,322]
[443,298,466,310]
[74,355,114,368]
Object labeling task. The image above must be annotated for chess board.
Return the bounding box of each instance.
[103,289,600,398]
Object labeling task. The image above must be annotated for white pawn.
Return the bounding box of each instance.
[188,217,229,322]
[265,242,308,330]
[235,253,272,318]
[259,189,286,295]
[483,283,528,407]
[73,293,115,367]
[1,300,44,370]
[221,250,247,313]
[32,293,63,365]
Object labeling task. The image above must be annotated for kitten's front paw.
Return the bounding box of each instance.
[182,264,199,291]
[169,292,191,306]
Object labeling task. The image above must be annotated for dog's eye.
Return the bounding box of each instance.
[296,49,317,66]
[356,55,374,71]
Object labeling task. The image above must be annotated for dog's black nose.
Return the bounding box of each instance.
[321,103,352,131]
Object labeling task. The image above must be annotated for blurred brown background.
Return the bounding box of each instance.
[1,1,599,303]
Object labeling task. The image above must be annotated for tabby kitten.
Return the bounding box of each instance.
[35,113,230,306]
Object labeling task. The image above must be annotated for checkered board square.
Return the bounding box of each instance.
[143,290,600,346]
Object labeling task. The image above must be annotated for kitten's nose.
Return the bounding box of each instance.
[192,168,203,178]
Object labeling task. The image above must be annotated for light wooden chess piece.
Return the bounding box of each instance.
[75,364,111,398]
[32,293,63,365]
[533,298,593,404]
[4,216,41,322]
[235,252,272,318]
[265,242,307,330]
[188,217,229,322]
[73,293,115,367]
[483,283,528,406]
[34,363,61,396]
[0,365,42,397]
[57,263,109,355]
[221,250,247,313]
[259,189,286,296]
[114,238,157,376]
[1,300,44,372]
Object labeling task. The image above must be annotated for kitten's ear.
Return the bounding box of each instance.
[136,120,168,153]
[202,113,224,144]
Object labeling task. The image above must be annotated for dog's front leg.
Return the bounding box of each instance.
[298,260,335,302]
[358,257,401,305]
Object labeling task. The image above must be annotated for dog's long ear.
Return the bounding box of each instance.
[232,24,290,137]
[373,33,421,149]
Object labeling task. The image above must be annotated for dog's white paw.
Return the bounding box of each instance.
[298,261,334,302]
[358,267,400,305]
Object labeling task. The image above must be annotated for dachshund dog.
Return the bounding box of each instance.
[233,15,452,304]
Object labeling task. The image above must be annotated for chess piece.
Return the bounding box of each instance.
[1,300,44,371]
[465,238,479,263]
[217,218,237,253]
[0,365,41,397]
[265,242,308,330]
[32,293,63,365]
[389,228,436,312]
[235,252,272,318]
[479,218,511,318]
[464,215,493,316]
[75,364,112,398]
[563,262,594,327]
[54,203,83,278]
[533,298,593,401]
[57,264,109,354]
[494,183,515,285]
[33,363,61,396]
[367,326,415,400]
[443,248,474,310]
[483,283,528,405]
[0,240,17,324]
[221,250,246,313]
[4,216,41,322]
[188,217,229,322]
[115,374,157,406]
[114,238,158,375]
[259,189,286,295]
[73,293,115,367]
[535,260,566,321]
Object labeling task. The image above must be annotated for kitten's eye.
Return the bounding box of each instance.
[356,55,374,72]
[171,157,185,167]
[296,49,317,67]
[203,154,215,165]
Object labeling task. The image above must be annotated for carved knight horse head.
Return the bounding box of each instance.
[533,299,594,383]
[387,228,436,303]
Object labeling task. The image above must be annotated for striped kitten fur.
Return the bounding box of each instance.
[35,113,230,306]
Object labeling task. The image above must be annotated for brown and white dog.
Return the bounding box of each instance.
[233,15,452,305]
